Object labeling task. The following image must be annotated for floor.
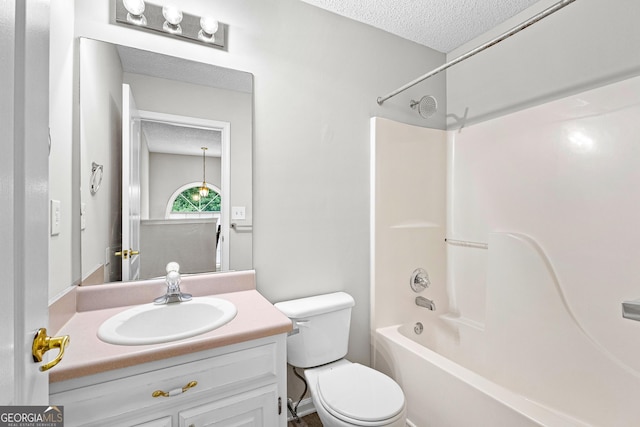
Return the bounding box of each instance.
[287,412,323,427]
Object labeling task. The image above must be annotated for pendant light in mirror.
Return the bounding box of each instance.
[199,147,210,198]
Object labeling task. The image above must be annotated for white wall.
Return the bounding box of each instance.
[57,0,446,368]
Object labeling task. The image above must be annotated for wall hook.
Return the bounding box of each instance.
[90,161,103,195]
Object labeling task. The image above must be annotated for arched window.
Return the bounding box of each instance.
[165,182,221,219]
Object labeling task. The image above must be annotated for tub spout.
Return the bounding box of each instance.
[416,296,435,311]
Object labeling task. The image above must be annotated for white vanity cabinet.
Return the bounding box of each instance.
[50,335,287,427]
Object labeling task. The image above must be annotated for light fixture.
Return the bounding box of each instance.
[162,5,183,34]
[115,0,227,50]
[199,147,209,198]
[123,0,147,25]
[198,16,219,43]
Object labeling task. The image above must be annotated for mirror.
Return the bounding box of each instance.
[79,38,253,285]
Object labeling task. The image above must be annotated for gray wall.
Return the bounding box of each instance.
[446,0,640,129]
[140,221,217,279]
[78,38,123,283]
[148,153,221,219]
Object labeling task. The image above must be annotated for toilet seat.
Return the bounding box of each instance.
[317,363,405,426]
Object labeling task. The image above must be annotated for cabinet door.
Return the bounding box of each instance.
[179,385,279,427]
[132,416,172,427]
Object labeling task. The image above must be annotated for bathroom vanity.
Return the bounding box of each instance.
[48,271,291,426]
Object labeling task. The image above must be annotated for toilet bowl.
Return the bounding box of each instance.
[274,292,407,427]
[305,359,406,427]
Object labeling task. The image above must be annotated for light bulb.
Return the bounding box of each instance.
[123,0,146,25]
[123,0,145,16]
[162,5,183,25]
[199,185,209,198]
[200,16,219,35]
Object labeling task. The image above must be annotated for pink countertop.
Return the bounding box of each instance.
[49,271,292,383]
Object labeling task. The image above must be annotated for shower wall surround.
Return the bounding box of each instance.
[370,117,447,331]
[448,73,640,374]
[372,73,640,424]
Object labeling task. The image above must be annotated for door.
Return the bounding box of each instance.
[121,84,142,281]
[0,0,50,404]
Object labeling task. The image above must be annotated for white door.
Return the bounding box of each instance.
[122,84,142,281]
[0,0,50,404]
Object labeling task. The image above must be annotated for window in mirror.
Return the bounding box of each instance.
[167,183,221,219]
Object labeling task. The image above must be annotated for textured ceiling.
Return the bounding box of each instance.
[300,0,543,53]
[117,45,253,93]
[141,121,222,157]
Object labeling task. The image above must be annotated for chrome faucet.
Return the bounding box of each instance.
[154,262,192,304]
[415,296,436,311]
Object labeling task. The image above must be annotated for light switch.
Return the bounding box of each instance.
[50,200,61,236]
[231,206,246,220]
[80,202,86,231]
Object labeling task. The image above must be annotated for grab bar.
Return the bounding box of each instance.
[445,238,488,249]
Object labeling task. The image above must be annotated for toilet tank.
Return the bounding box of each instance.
[274,292,355,368]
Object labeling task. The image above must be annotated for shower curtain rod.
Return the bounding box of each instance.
[376,0,577,105]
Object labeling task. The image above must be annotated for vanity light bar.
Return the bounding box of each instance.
[114,0,228,50]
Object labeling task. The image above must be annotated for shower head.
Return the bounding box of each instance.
[410,95,438,119]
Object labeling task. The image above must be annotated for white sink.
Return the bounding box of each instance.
[97,297,237,346]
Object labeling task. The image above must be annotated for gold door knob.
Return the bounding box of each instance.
[129,249,140,256]
[32,328,70,372]
[115,249,129,259]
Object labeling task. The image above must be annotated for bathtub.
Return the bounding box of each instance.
[374,323,589,427]
[372,233,640,426]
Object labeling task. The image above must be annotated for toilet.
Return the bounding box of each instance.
[275,292,406,427]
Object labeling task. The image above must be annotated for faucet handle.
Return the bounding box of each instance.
[410,268,430,292]
[166,262,180,273]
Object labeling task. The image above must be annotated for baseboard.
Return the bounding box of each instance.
[287,397,316,421]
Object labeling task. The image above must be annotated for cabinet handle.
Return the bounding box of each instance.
[152,380,198,398]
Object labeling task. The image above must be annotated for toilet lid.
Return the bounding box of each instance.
[317,363,405,423]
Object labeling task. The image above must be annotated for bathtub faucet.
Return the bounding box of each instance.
[415,296,436,311]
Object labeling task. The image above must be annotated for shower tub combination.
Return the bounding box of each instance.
[373,233,640,427]
[375,324,582,427]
